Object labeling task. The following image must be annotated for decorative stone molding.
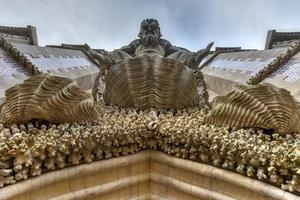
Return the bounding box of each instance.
[0,25,38,46]
[0,151,299,200]
[0,36,40,75]
[198,50,223,71]
[45,43,103,69]
[248,40,300,85]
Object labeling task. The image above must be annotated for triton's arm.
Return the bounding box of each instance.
[165,41,214,68]
[120,45,135,55]
[195,42,214,63]
[166,45,190,56]
[162,39,189,56]
[85,45,114,70]
[186,42,214,68]
[119,39,140,56]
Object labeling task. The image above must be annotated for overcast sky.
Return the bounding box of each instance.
[1,0,299,51]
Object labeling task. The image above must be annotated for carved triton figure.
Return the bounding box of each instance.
[87,18,214,70]
[89,18,213,108]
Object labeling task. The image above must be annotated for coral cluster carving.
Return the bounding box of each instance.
[0,103,299,193]
[205,83,300,134]
[100,55,208,109]
[0,74,98,125]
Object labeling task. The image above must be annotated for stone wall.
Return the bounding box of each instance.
[0,42,99,101]
[200,46,300,101]
[201,48,287,96]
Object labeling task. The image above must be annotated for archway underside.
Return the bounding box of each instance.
[1,151,298,200]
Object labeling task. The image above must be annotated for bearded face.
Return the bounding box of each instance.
[138,19,162,47]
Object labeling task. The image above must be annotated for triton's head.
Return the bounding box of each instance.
[138,18,162,47]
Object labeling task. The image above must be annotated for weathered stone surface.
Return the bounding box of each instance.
[1,74,98,125]
[200,48,288,96]
[0,103,299,194]
[1,19,300,199]
[103,56,205,109]
[205,83,300,134]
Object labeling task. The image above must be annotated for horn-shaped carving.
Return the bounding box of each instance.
[102,55,207,109]
[1,74,98,124]
[205,83,300,134]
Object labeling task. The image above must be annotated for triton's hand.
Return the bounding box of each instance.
[192,42,214,68]
[185,42,214,69]
[195,42,214,62]
[206,42,214,51]
[84,43,92,51]
[86,49,114,70]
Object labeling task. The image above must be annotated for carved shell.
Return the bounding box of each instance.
[1,74,98,125]
[205,83,300,134]
[102,55,207,109]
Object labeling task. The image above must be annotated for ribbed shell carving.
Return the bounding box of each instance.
[1,74,98,125]
[205,83,300,134]
[103,55,206,109]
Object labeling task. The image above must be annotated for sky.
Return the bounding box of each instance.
[1,0,300,51]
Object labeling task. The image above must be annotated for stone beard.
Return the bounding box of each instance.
[141,32,160,47]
